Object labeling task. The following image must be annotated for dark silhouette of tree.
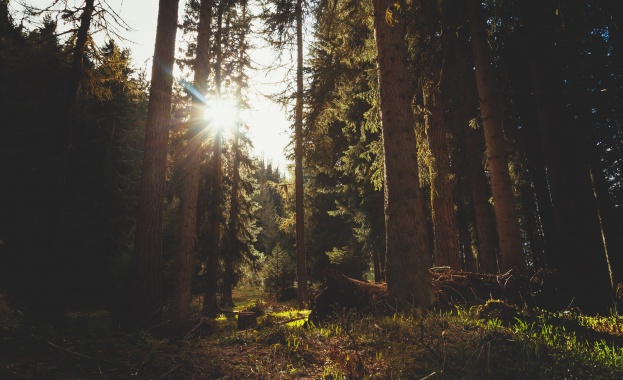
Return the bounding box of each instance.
[131,0,180,328]
[170,0,212,331]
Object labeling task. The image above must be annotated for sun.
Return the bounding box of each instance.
[204,97,239,132]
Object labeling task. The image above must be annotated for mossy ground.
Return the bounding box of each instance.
[1,289,622,379]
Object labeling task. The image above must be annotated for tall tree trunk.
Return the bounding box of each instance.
[294,0,308,309]
[170,0,212,331]
[464,121,499,273]
[466,0,526,274]
[130,0,180,328]
[203,2,225,317]
[423,86,461,269]
[372,0,435,309]
[222,1,248,308]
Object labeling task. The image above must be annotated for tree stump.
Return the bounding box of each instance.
[237,311,257,330]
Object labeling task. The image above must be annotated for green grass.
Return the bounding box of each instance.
[2,288,622,379]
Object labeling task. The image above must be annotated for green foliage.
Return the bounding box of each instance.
[261,244,296,298]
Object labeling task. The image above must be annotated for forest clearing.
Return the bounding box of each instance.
[1,0,623,378]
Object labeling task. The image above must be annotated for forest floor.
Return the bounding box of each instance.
[1,288,623,379]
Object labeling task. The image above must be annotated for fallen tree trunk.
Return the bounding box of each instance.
[310,267,546,323]
[309,267,388,323]
[429,267,536,308]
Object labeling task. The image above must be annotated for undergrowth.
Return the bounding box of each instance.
[1,298,622,379]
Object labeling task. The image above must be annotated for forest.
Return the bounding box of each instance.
[1,0,622,378]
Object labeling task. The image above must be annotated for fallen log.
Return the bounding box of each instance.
[310,267,546,322]
[309,267,388,323]
[429,267,536,309]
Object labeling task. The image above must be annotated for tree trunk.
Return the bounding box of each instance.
[423,86,461,269]
[130,0,180,328]
[294,0,308,309]
[60,0,95,162]
[203,3,225,317]
[466,0,526,274]
[371,0,435,309]
[170,0,212,331]
[463,122,499,273]
[222,1,249,309]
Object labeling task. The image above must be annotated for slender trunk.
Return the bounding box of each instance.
[464,122,499,273]
[203,3,224,317]
[423,86,460,269]
[170,0,212,331]
[294,0,308,309]
[57,0,95,196]
[467,0,526,274]
[130,0,180,328]
[520,181,546,268]
[372,0,435,309]
[222,1,248,308]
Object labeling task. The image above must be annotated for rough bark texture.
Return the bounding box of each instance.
[130,0,180,328]
[294,0,308,309]
[423,86,461,269]
[467,0,526,274]
[170,0,212,331]
[372,0,435,309]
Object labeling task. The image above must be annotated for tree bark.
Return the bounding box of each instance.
[463,122,499,273]
[170,0,212,331]
[130,0,180,328]
[466,0,526,274]
[294,0,308,309]
[372,0,435,309]
[423,86,461,269]
[203,3,225,317]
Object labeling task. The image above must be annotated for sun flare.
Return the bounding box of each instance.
[204,97,239,132]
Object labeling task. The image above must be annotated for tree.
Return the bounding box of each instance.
[466,0,526,274]
[170,0,212,331]
[131,0,180,328]
[293,0,308,309]
[371,0,435,309]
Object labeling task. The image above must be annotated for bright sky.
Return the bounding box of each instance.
[13,0,292,171]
